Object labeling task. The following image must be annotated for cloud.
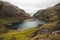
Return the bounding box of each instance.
[2,0,60,16]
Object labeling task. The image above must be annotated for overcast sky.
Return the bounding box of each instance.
[2,0,60,16]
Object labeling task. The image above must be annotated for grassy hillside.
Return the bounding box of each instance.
[0,1,60,40]
[31,3,60,40]
[0,27,37,40]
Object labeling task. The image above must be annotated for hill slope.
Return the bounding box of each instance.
[0,2,60,40]
[0,1,32,33]
[32,3,60,40]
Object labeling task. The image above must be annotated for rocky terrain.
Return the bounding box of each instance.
[33,3,60,22]
[0,1,32,33]
[32,3,60,40]
[0,1,60,40]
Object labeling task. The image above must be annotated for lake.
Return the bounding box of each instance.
[16,19,47,30]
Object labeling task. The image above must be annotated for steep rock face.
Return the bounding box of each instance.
[0,1,32,33]
[33,3,60,22]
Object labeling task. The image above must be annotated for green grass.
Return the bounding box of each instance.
[0,27,37,40]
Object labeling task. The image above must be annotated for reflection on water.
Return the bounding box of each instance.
[17,19,47,29]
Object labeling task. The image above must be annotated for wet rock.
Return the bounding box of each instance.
[51,30,60,35]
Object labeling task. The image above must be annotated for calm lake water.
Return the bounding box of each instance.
[16,19,47,30]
